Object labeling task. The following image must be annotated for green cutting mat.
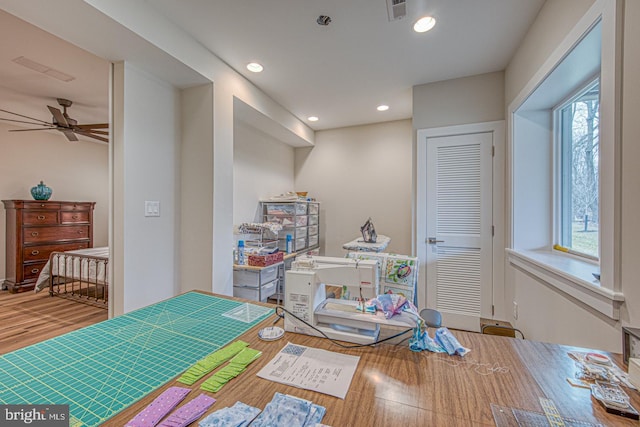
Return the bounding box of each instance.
[0,292,273,426]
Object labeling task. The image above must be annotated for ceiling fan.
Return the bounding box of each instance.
[0,98,109,143]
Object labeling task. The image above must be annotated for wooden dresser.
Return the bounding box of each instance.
[2,200,95,293]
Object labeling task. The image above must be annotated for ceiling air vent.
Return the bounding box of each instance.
[387,0,407,21]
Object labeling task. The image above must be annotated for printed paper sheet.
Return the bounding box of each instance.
[256,342,360,399]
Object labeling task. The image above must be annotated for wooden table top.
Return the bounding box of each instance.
[106,300,640,426]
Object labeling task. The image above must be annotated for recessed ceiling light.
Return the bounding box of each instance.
[377,105,390,112]
[246,62,264,73]
[413,16,436,33]
[308,116,319,122]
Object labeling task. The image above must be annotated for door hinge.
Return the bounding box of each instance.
[492,305,495,316]
[492,146,495,157]
[492,225,494,236]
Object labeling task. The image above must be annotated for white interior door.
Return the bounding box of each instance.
[424,131,493,332]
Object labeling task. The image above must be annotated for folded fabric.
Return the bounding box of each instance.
[435,327,470,357]
[199,401,261,427]
[409,328,446,353]
[200,348,262,393]
[249,392,326,427]
[367,293,420,319]
[178,341,249,385]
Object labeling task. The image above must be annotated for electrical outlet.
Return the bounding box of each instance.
[513,301,518,320]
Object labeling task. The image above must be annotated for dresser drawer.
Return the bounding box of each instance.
[24,225,90,243]
[23,210,59,225]
[22,202,61,210]
[23,242,90,262]
[23,261,47,281]
[60,203,91,211]
[61,211,90,224]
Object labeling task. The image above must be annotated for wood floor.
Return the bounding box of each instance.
[0,289,108,355]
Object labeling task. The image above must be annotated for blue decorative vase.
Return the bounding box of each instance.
[31,181,52,201]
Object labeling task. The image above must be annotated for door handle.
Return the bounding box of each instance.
[427,237,444,244]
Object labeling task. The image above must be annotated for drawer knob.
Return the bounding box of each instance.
[72,215,78,219]
[31,231,39,237]
[37,215,46,220]
[40,204,45,207]
[31,268,39,274]
[78,230,83,234]
[31,250,40,256]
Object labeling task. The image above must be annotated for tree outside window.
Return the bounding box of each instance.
[559,80,600,259]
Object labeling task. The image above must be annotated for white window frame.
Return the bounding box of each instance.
[553,77,600,262]
[506,0,624,319]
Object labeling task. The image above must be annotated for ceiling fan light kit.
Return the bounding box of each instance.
[0,98,109,143]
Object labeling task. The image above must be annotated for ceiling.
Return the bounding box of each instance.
[0,0,546,136]
[0,9,110,141]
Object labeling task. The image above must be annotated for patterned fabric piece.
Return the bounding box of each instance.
[157,394,216,427]
[125,386,191,427]
[198,401,261,427]
[250,392,326,427]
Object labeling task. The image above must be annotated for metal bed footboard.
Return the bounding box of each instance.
[48,251,109,307]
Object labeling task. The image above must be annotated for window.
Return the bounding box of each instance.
[507,0,624,320]
[557,80,600,259]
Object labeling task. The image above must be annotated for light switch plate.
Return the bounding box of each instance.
[145,200,160,217]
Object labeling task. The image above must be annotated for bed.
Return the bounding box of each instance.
[35,247,109,307]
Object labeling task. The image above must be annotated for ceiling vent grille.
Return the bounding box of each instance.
[387,0,407,21]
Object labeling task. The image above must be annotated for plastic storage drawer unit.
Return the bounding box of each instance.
[233,280,277,302]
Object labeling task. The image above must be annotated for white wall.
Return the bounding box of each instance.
[81,0,314,298]
[234,121,295,225]
[505,0,597,106]
[503,0,640,352]
[620,0,640,332]
[0,122,108,283]
[294,119,412,257]
[113,62,180,313]
[180,84,213,294]
[413,72,505,130]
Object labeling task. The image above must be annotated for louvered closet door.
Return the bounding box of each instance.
[425,132,493,332]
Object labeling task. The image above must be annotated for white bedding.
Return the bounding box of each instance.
[35,247,109,292]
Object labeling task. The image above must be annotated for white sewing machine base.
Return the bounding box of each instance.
[285,298,417,345]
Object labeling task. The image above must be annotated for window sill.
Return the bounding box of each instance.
[506,248,624,320]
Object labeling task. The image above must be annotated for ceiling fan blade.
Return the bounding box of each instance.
[79,129,109,135]
[75,129,109,143]
[76,123,109,130]
[60,128,78,142]
[0,108,53,125]
[0,117,55,126]
[9,127,57,132]
[47,105,68,127]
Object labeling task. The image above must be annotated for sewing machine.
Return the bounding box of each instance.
[284,256,417,344]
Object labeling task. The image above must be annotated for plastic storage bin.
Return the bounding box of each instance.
[265,215,307,227]
[233,280,277,302]
[295,237,307,251]
[308,215,318,225]
[265,204,293,215]
[308,203,319,215]
[308,225,318,236]
[308,234,318,248]
[278,226,308,240]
